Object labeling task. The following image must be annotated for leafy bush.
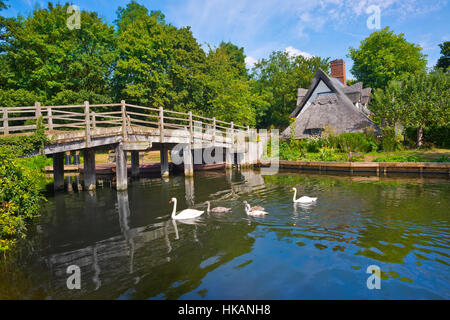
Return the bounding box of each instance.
[405,126,450,148]
[381,127,403,151]
[327,133,378,153]
[0,120,49,256]
[431,155,450,162]
[0,117,49,156]
[0,150,45,254]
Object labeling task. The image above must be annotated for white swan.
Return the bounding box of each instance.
[290,187,317,204]
[206,201,231,213]
[243,201,268,216]
[170,197,204,220]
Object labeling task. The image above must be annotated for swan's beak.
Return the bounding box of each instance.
[169,200,173,204]
[290,188,294,192]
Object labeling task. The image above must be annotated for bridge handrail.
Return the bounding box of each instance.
[0,101,249,143]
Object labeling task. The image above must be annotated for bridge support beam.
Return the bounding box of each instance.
[160,145,169,177]
[131,151,140,178]
[53,152,64,191]
[183,144,194,177]
[226,148,233,169]
[115,143,128,191]
[65,152,73,192]
[83,149,96,191]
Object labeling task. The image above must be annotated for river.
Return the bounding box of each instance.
[1,169,449,299]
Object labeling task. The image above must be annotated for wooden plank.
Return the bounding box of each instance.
[125,104,160,112]
[128,118,159,126]
[163,115,189,122]
[89,103,122,107]
[163,109,189,116]
[3,116,38,121]
[6,124,37,132]
[50,109,85,116]
[125,111,159,118]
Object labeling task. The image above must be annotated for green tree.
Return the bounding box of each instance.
[113,1,207,113]
[348,27,427,89]
[436,41,450,70]
[370,80,403,127]
[216,41,248,78]
[202,45,268,126]
[400,71,449,146]
[1,3,116,105]
[251,51,329,128]
[371,70,449,146]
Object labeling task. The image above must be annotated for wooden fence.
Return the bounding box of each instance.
[0,101,250,141]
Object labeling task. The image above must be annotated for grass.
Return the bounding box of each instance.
[280,145,450,163]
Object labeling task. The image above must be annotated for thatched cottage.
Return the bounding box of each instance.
[282,59,380,139]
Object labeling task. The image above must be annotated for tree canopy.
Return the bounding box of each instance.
[370,70,449,145]
[0,1,334,129]
[436,41,450,71]
[251,51,329,128]
[348,27,427,89]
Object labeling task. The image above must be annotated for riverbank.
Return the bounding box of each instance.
[258,160,450,175]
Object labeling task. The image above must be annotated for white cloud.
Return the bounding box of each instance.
[285,46,313,59]
[166,0,446,44]
[245,56,258,69]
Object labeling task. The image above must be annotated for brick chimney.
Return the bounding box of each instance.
[330,59,346,87]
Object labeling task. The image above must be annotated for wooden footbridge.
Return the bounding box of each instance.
[1,101,264,191]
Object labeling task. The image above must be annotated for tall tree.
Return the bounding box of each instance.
[348,27,427,89]
[202,45,268,126]
[251,51,329,128]
[371,70,449,146]
[113,1,207,113]
[216,41,248,78]
[436,41,450,71]
[1,3,116,105]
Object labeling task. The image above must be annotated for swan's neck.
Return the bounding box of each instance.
[293,188,297,202]
[171,199,177,218]
[244,203,250,214]
[207,202,210,212]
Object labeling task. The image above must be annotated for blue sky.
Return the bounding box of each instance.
[4,0,450,79]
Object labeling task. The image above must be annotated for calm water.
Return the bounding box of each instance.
[1,169,449,299]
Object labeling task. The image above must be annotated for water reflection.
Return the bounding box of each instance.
[2,170,449,299]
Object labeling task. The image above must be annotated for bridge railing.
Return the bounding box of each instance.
[0,101,249,143]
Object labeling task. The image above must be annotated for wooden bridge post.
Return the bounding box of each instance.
[35,102,41,120]
[53,152,65,191]
[83,148,96,191]
[2,108,8,135]
[230,121,234,144]
[212,117,216,145]
[159,107,164,143]
[65,152,73,192]
[47,107,53,131]
[183,143,194,177]
[121,100,127,140]
[131,151,140,178]
[84,101,91,147]
[189,111,193,143]
[115,142,128,191]
[160,145,169,177]
[226,148,233,168]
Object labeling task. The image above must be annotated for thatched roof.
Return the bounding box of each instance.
[283,69,379,139]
